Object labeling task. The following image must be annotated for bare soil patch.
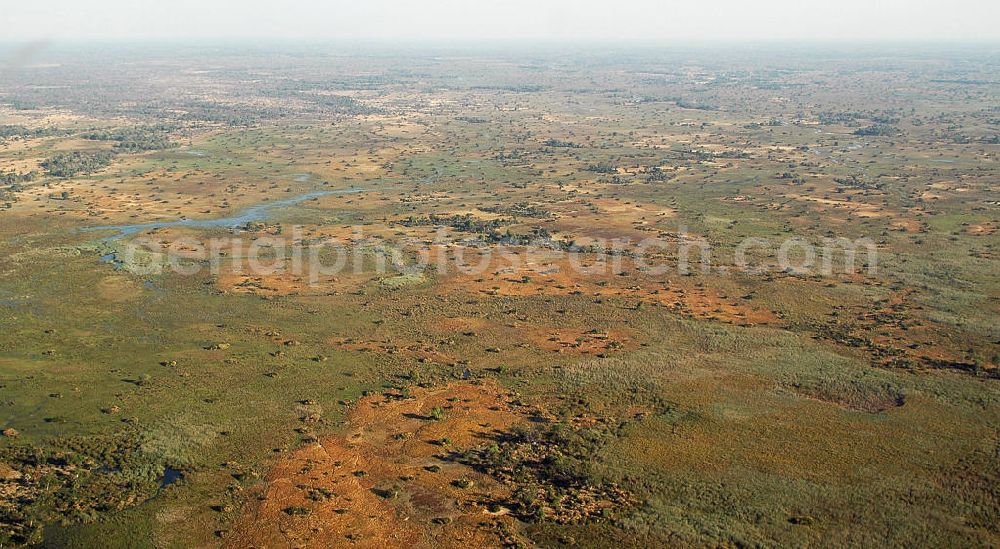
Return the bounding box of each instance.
[225,382,532,548]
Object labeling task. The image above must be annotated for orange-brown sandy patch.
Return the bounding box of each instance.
[439,252,779,327]
[216,259,385,298]
[783,192,889,218]
[526,328,631,355]
[650,286,780,326]
[547,196,674,241]
[967,222,997,236]
[845,289,977,368]
[330,338,455,365]
[225,382,531,549]
[891,218,925,233]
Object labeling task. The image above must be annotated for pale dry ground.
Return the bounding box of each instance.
[1,116,430,225]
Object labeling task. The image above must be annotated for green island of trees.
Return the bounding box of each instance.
[41,151,116,177]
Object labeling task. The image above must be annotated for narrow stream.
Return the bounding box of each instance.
[81,187,367,241]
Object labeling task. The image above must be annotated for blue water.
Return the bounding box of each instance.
[159,467,183,488]
[99,252,123,268]
[81,187,365,242]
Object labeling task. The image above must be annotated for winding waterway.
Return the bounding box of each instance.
[81,187,366,242]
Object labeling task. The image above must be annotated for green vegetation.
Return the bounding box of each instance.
[300,94,383,115]
[0,125,68,140]
[0,170,36,185]
[83,127,174,152]
[0,43,997,548]
[854,124,902,137]
[460,421,632,523]
[41,151,116,177]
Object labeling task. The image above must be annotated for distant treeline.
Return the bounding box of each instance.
[3,99,38,111]
[299,94,383,116]
[675,100,718,111]
[543,139,581,148]
[479,203,553,219]
[0,170,37,185]
[41,151,115,178]
[584,163,618,174]
[854,124,902,137]
[930,79,997,86]
[82,126,174,152]
[177,100,288,127]
[0,125,71,140]
[396,213,514,234]
[818,110,900,126]
[471,84,547,93]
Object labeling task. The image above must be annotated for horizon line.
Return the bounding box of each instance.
[3,37,1000,48]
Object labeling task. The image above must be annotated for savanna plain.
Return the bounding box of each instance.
[0,44,997,547]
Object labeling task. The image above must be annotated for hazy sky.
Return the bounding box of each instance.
[2,0,998,43]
